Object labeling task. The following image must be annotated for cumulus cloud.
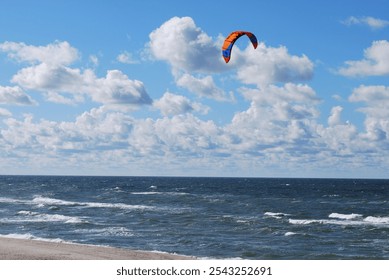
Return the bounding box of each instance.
[349,84,389,106]
[0,86,36,105]
[342,16,389,30]
[0,41,79,66]
[327,106,343,126]
[236,43,314,87]
[91,70,152,105]
[226,83,320,154]
[338,40,389,76]
[12,63,89,94]
[153,92,209,116]
[1,41,152,106]
[176,73,227,100]
[349,85,389,141]
[148,16,224,73]
[1,107,134,153]
[154,114,221,153]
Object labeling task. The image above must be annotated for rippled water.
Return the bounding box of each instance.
[1,176,388,259]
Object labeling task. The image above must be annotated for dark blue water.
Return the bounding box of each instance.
[0,176,388,259]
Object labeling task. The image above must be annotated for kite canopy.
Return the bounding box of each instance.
[222,31,258,63]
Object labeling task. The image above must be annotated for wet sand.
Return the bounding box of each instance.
[0,237,193,260]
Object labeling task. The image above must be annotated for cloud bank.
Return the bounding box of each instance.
[0,16,388,177]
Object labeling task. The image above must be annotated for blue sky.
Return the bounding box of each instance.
[1,0,389,178]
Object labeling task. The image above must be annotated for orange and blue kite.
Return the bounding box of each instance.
[222,31,258,63]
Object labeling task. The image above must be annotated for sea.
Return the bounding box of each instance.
[0,175,388,259]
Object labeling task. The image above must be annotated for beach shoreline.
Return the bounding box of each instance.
[0,237,194,260]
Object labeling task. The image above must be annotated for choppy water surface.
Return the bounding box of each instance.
[1,176,388,259]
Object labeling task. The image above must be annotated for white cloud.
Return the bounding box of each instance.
[328,106,343,126]
[91,70,152,105]
[0,108,12,117]
[349,85,389,141]
[0,94,387,177]
[12,63,89,94]
[226,83,320,154]
[236,43,314,87]
[154,114,221,153]
[117,51,138,64]
[0,41,79,66]
[316,121,359,156]
[338,40,389,76]
[342,16,389,30]
[1,107,134,154]
[44,92,85,105]
[349,84,389,106]
[0,86,36,105]
[153,92,209,116]
[1,41,152,107]
[176,73,227,100]
[148,16,314,87]
[148,16,224,73]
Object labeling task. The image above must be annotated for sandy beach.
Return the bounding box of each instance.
[0,237,193,260]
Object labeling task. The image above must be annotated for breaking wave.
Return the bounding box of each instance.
[289,213,389,227]
[32,195,155,210]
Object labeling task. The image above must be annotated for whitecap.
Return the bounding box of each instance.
[285,232,297,236]
[289,219,319,225]
[364,216,389,225]
[289,216,389,227]
[131,192,162,195]
[329,213,363,220]
[264,212,291,219]
[77,227,134,237]
[84,201,154,210]
[32,196,80,206]
[131,191,189,196]
[17,210,86,224]
[31,195,155,211]
[0,233,66,243]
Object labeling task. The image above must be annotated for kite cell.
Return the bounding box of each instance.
[222,31,258,63]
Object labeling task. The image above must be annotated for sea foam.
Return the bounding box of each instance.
[329,213,363,220]
[17,210,86,224]
[289,214,389,227]
[264,212,291,219]
[31,195,154,210]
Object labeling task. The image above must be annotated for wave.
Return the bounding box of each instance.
[32,196,81,206]
[74,227,134,237]
[289,214,389,227]
[1,195,155,211]
[329,213,363,220]
[131,192,162,195]
[264,212,291,219]
[0,197,29,204]
[284,232,297,236]
[32,195,155,210]
[364,216,389,224]
[16,210,86,224]
[0,233,65,243]
[130,191,189,196]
